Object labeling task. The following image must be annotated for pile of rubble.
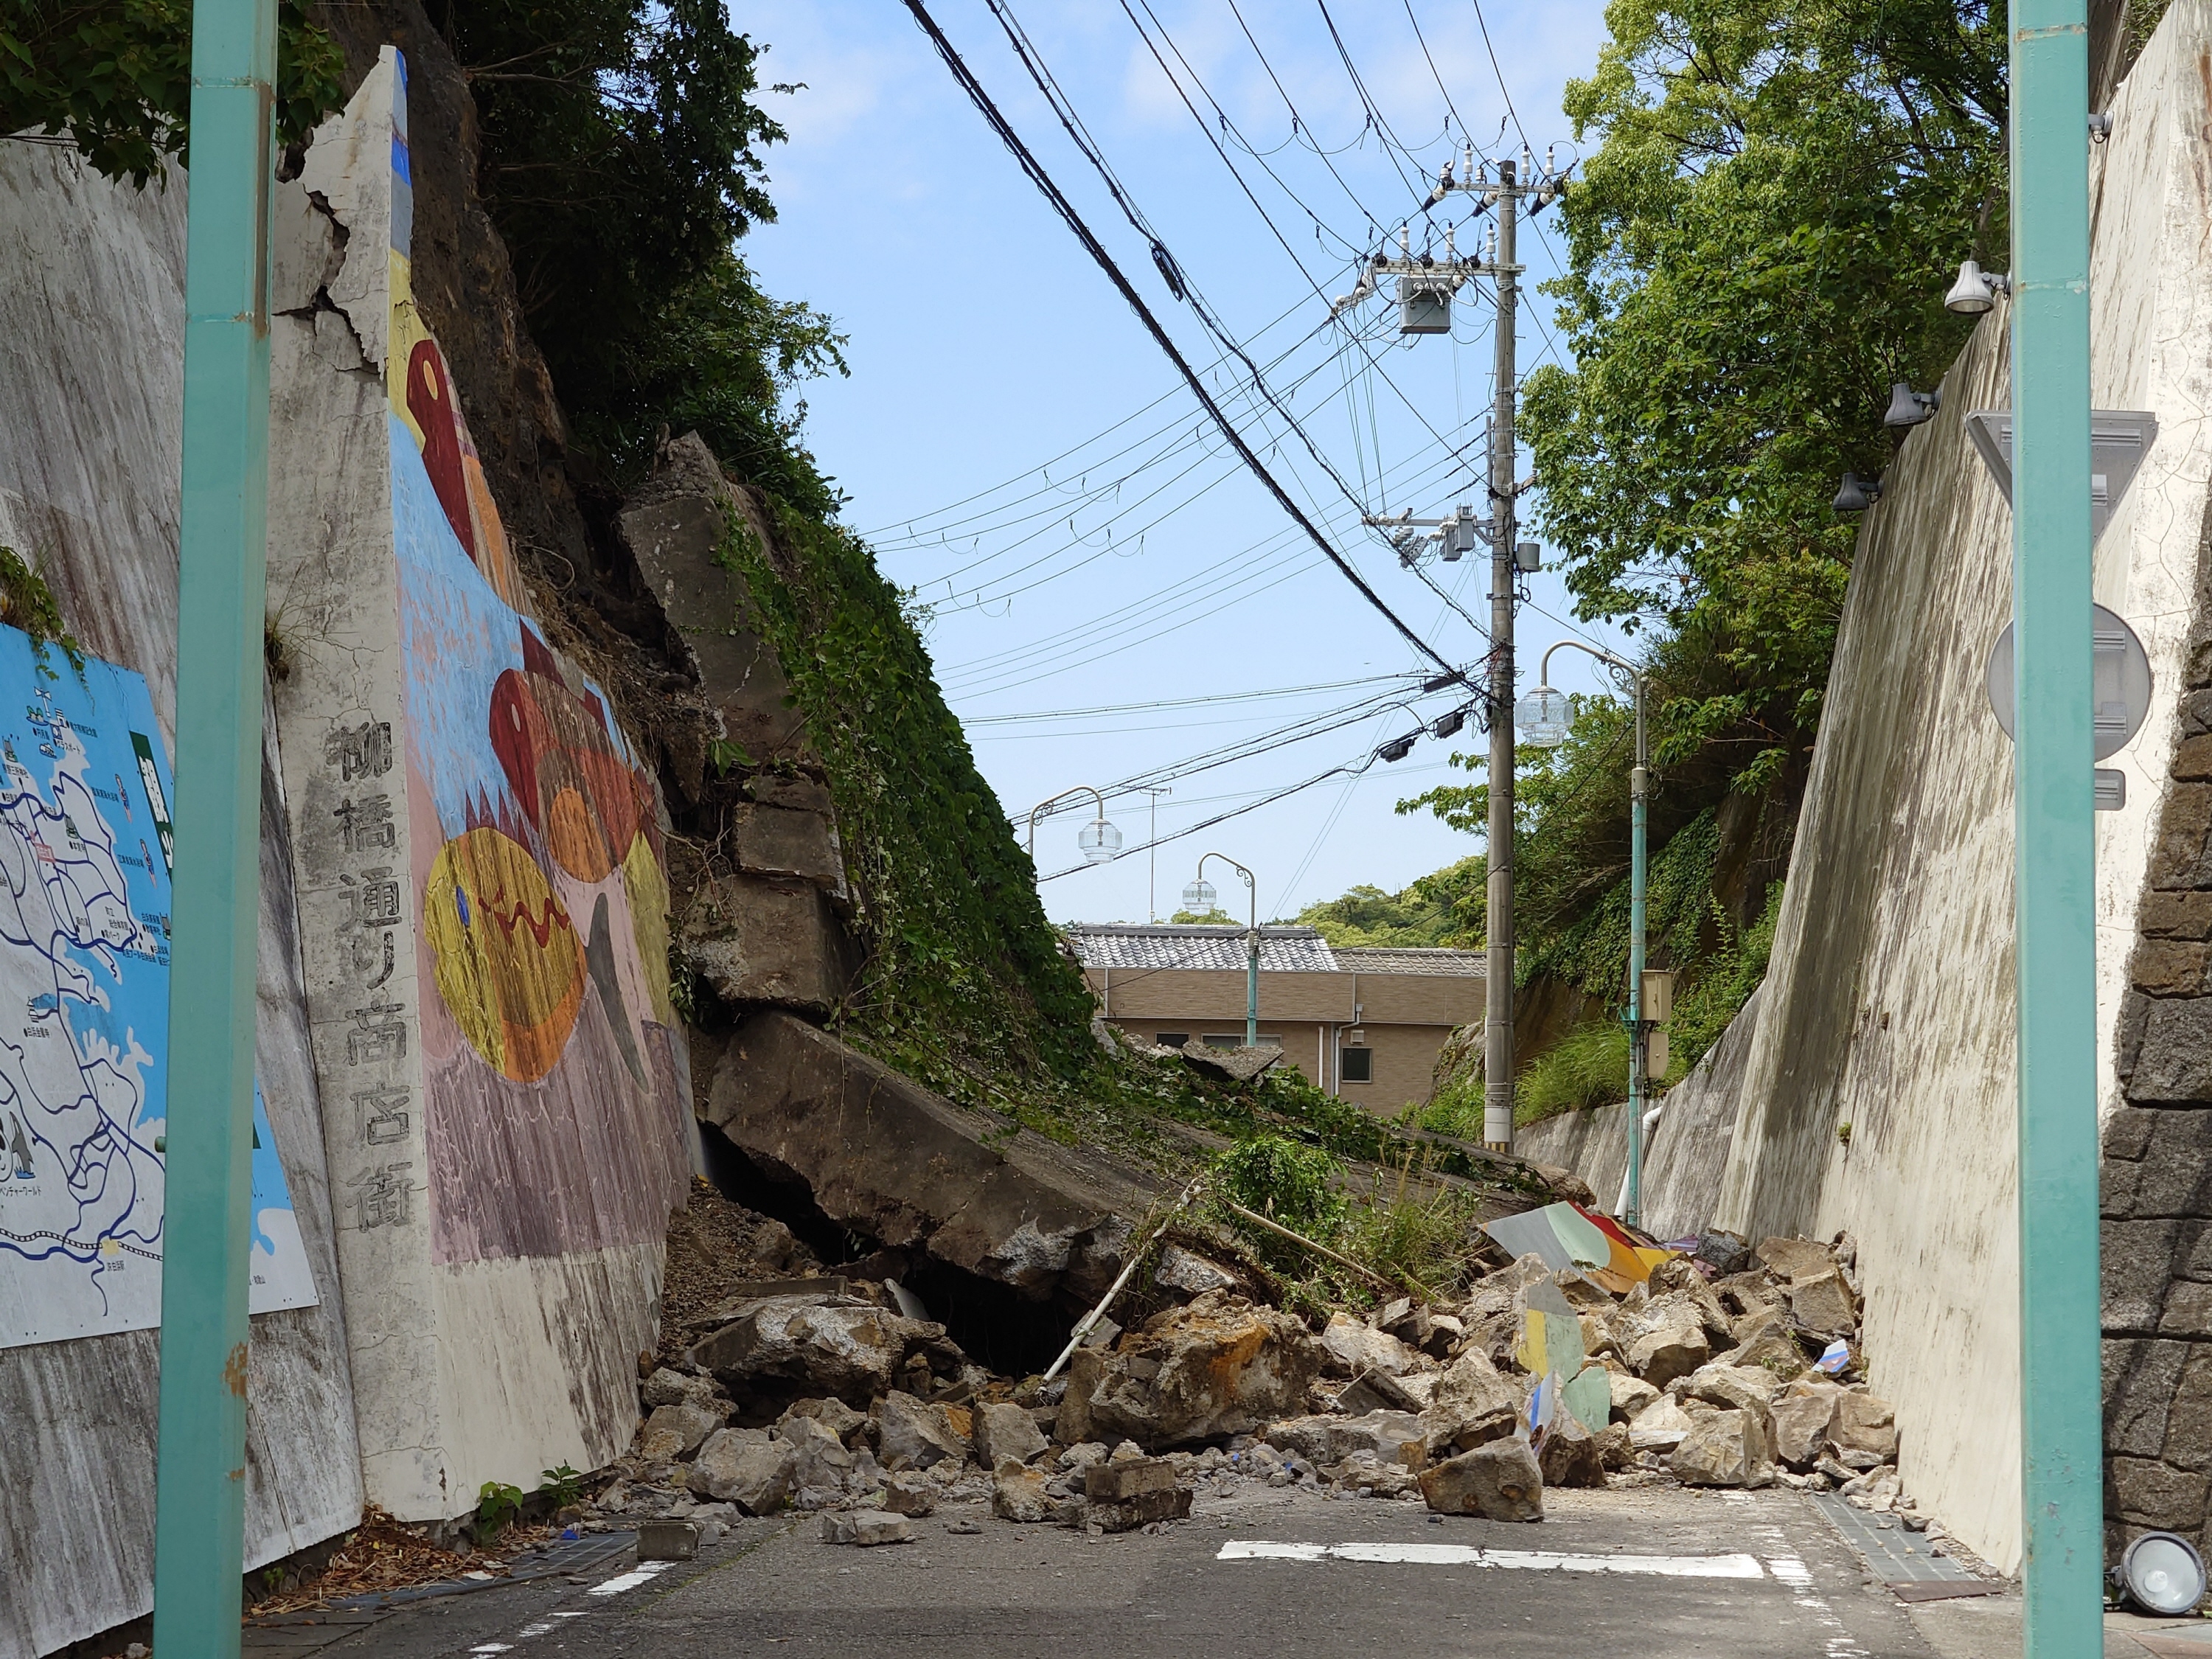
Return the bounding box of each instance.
[595,1186,1918,1546]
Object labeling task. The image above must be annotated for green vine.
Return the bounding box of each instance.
[0,546,85,681]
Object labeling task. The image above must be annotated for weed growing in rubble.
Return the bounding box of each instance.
[1211,1135,1344,1236]
[1338,1174,1488,1299]
[474,1481,525,1540]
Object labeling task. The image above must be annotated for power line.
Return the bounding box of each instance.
[961,672,1422,725]
[899,0,1475,692]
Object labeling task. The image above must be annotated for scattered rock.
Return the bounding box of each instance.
[881,1471,938,1517]
[1056,1291,1325,1450]
[1756,1237,1837,1282]
[1262,1411,1425,1468]
[1419,1437,1545,1521]
[1679,1363,1780,1418]
[1422,1351,1520,1457]
[820,1509,914,1546]
[1626,1324,1710,1388]
[1828,1391,1898,1462]
[1057,1441,1110,1475]
[638,1400,723,1462]
[1608,1372,1660,1421]
[689,1295,916,1404]
[991,1461,1057,1523]
[782,1397,871,1446]
[772,1413,858,1495]
[1785,1269,1858,1338]
[1154,1244,1238,1298]
[1318,1313,1425,1377]
[641,1367,724,1411]
[872,1390,973,1471]
[1592,1422,1634,1471]
[1771,1381,1843,1470]
[1628,1397,1697,1452]
[1669,1408,1778,1489]
[972,1399,1049,1470]
[687,1429,799,1513]
[1537,1416,1606,1489]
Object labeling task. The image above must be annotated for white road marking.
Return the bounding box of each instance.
[587,1559,674,1597]
[468,1647,511,1655]
[1218,1541,1766,1576]
[1765,1555,1868,1659]
[514,1624,557,1638]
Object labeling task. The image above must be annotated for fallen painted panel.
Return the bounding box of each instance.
[1483,1201,1671,1291]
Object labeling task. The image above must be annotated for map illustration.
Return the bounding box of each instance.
[0,628,317,1348]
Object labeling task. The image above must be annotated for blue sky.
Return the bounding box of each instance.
[736,0,1629,925]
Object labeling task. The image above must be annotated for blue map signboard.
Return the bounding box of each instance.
[0,628,317,1347]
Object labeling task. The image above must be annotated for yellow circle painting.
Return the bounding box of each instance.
[424,826,586,1082]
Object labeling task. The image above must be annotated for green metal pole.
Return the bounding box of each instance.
[1245,885,1259,1050]
[1626,678,1647,1230]
[2010,0,2101,1646]
[152,0,276,1649]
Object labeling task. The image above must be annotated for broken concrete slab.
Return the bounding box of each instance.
[1178,1042,1285,1083]
[1628,1397,1697,1452]
[781,1397,870,1446]
[641,1368,726,1411]
[1419,1437,1545,1521]
[1057,1291,1325,1450]
[1772,1383,1841,1470]
[681,873,858,1015]
[688,1295,913,1403]
[707,1011,1159,1301]
[1609,1372,1660,1421]
[1829,1391,1898,1462]
[1153,1243,1238,1298]
[1679,1363,1781,1418]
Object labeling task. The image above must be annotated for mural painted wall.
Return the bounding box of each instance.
[271,46,686,1520]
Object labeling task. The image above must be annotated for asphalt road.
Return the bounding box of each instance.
[269,1482,1980,1659]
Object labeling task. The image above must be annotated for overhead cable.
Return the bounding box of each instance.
[899,0,1475,690]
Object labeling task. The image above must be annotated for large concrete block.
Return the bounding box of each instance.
[731,802,846,894]
[2129,1004,2212,1102]
[2109,1456,2211,1532]
[681,872,856,1012]
[618,439,812,766]
[706,1011,1158,1299]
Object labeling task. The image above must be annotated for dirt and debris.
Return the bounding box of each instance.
[244,1506,571,1616]
[584,1179,1922,1548]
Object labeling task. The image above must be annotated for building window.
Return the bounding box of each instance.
[1155,1032,1189,1048]
[1202,1033,1283,1049]
[1340,1046,1374,1083]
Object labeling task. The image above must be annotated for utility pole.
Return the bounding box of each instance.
[1335,149,1565,1152]
[1483,161,1520,1154]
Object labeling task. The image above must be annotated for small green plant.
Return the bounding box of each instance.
[0,545,84,680]
[706,737,753,775]
[475,1479,525,1539]
[667,939,700,1024]
[1212,1134,1344,1236]
[538,1463,584,1509]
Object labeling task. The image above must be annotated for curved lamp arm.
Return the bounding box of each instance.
[1537,639,1646,771]
[1194,850,1257,931]
[1026,785,1107,855]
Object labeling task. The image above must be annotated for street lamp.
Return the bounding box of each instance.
[1190,852,1259,1048]
[1944,259,2011,316]
[1026,786,1120,866]
[1525,640,1653,1228]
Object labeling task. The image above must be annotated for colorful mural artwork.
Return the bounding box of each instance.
[383,54,686,1267]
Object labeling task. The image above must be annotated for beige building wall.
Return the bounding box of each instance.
[1082,964,1479,1114]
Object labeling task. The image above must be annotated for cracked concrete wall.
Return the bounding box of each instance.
[1705,0,2212,1575]
[0,143,363,1659]
[267,49,689,1524]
